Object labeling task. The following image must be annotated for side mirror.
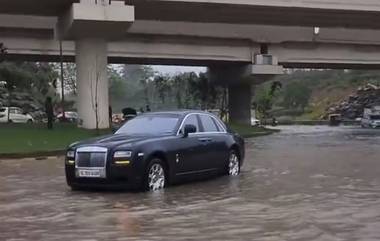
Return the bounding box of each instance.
[183,124,197,137]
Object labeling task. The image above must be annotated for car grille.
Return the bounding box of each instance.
[76,147,107,168]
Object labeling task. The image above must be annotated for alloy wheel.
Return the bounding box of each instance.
[228,152,240,176]
[148,162,165,191]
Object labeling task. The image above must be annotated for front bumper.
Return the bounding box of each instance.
[65,162,143,190]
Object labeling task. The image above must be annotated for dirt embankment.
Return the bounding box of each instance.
[324,84,380,119]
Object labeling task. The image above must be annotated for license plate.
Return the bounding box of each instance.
[78,169,101,178]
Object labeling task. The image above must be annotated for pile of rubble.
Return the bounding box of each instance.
[325,84,380,120]
[0,88,45,120]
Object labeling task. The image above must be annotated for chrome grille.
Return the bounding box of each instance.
[76,152,106,167]
[75,147,107,168]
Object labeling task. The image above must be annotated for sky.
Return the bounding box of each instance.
[152,65,206,75]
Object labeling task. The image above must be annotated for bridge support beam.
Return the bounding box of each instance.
[209,61,282,125]
[208,65,253,125]
[55,0,135,129]
[228,83,252,125]
[76,38,109,129]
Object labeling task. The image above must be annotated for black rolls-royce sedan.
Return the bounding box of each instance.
[65,110,245,191]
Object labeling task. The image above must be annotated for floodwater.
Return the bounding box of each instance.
[1,126,380,241]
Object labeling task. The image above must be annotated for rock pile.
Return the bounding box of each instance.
[325,84,380,120]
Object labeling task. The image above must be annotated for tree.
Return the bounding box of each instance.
[109,67,127,100]
[121,65,155,110]
[282,81,311,111]
[51,63,77,95]
[256,81,282,124]
[172,74,185,108]
[154,75,171,104]
[0,43,6,63]
[89,56,103,132]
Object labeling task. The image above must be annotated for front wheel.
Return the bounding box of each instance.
[144,159,167,191]
[228,150,240,176]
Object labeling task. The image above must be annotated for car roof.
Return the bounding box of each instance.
[141,110,216,118]
[0,107,21,110]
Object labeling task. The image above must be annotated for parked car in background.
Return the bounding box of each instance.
[57,111,78,123]
[251,117,260,126]
[122,107,137,121]
[65,110,245,191]
[0,107,34,123]
[329,114,342,126]
[361,107,380,128]
[112,113,124,124]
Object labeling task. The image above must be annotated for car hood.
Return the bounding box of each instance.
[69,134,161,149]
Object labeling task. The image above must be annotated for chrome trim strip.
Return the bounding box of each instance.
[76,146,108,153]
[176,168,219,176]
[176,113,227,136]
[188,132,224,137]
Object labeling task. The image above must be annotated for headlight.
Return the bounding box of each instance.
[114,151,132,158]
[67,150,75,158]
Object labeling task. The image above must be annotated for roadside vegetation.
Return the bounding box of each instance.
[0,123,110,155]
[229,123,279,138]
[0,122,277,156]
[255,69,380,121]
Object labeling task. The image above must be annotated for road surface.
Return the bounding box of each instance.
[1,126,380,241]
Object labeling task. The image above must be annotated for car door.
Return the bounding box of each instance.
[14,108,26,123]
[198,114,229,171]
[9,108,18,122]
[175,114,205,176]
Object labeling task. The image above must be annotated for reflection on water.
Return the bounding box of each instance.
[1,126,380,241]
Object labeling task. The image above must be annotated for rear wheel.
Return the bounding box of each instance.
[144,158,166,191]
[228,150,240,176]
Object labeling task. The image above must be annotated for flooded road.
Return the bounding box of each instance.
[1,126,380,241]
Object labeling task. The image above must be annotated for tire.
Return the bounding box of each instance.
[27,119,33,124]
[227,150,240,176]
[143,158,167,191]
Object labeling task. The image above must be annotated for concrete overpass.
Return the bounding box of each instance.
[2,0,380,128]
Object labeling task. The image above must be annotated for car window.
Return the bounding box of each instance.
[0,108,6,113]
[9,108,16,114]
[116,114,180,135]
[15,108,23,114]
[180,114,200,134]
[199,115,219,132]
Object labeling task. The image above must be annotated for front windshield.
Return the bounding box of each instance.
[116,114,180,135]
[370,115,380,120]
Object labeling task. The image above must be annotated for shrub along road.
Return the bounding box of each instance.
[0,123,277,157]
[0,123,109,156]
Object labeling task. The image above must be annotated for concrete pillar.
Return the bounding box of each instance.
[208,65,253,125]
[56,0,134,129]
[76,38,109,129]
[228,83,252,125]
